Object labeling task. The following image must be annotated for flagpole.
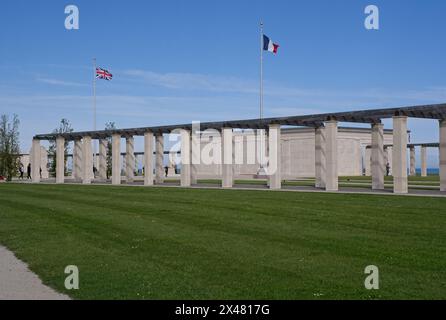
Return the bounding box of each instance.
[93,58,97,176]
[259,21,265,173]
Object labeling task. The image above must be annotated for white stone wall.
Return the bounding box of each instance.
[194,127,394,179]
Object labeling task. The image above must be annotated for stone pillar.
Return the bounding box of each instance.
[121,154,125,176]
[325,120,338,191]
[112,134,121,185]
[180,129,191,187]
[98,139,107,180]
[125,136,135,183]
[221,127,233,188]
[421,146,427,177]
[155,134,164,184]
[31,139,41,183]
[73,139,82,179]
[409,146,416,176]
[191,131,200,185]
[40,146,49,179]
[56,136,65,184]
[440,120,446,192]
[82,136,93,184]
[315,127,326,189]
[268,124,281,189]
[386,147,393,176]
[392,116,408,194]
[144,132,154,186]
[364,148,371,176]
[371,123,385,190]
[384,146,389,174]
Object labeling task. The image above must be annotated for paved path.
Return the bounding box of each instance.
[0,246,70,300]
[10,179,446,198]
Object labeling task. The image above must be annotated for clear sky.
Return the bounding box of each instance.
[1,0,445,166]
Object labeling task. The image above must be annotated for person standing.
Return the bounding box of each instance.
[27,163,31,179]
[19,164,24,179]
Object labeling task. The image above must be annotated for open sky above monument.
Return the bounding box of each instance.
[2,0,446,166]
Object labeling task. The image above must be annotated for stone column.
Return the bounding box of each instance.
[82,136,93,184]
[40,146,49,179]
[31,139,41,183]
[409,146,416,176]
[268,124,281,189]
[144,132,154,186]
[112,134,121,185]
[421,146,427,177]
[191,130,200,185]
[440,120,446,192]
[73,139,82,180]
[221,127,233,188]
[386,147,393,176]
[315,126,326,189]
[392,116,408,194]
[56,136,65,184]
[180,129,191,187]
[364,148,371,176]
[384,146,389,173]
[325,120,338,191]
[98,139,107,180]
[371,123,385,190]
[125,136,135,183]
[155,134,164,184]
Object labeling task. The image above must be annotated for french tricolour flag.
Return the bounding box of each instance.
[263,35,279,54]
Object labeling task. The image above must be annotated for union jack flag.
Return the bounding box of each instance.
[96,67,113,81]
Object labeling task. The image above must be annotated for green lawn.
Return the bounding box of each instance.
[0,183,445,300]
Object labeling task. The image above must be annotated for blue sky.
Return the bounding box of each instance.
[1,0,445,166]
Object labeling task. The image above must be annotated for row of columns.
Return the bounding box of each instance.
[408,145,430,177]
[316,117,446,194]
[366,145,430,178]
[30,118,446,193]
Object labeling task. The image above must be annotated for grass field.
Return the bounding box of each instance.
[0,183,445,300]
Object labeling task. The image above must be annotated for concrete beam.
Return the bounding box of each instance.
[125,136,135,183]
[31,139,41,183]
[144,132,154,186]
[155,134,164,184]
[112,134,121,185]
[421,146,427,177]
[440,120,446,191]
[392,116,408,194]
[98,139,107,180]
[221,127,233,188]
[180,129,191,187]
[56,136,65,184]
[325,121,338,191]
[82,136,93,184]
[268,124,281,190]
[371,123,385,190]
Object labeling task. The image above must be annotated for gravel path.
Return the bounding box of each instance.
[0,245,70,300]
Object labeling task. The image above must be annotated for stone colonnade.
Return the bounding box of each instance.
[30,117,446,194]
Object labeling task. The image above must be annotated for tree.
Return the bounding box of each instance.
[48,119,74,176]
[105,122,116,179]
[0,114,20,181]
